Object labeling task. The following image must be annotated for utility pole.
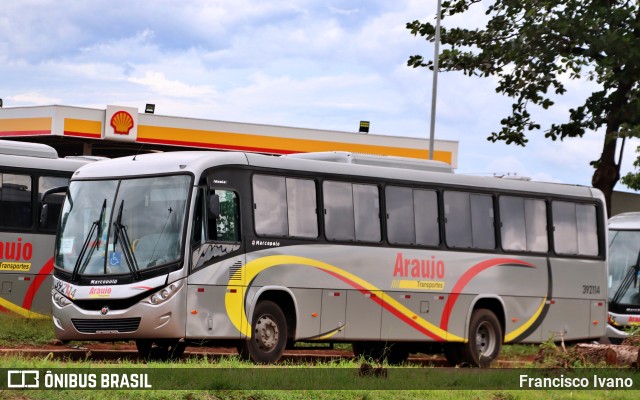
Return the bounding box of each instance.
[429,0,442,160]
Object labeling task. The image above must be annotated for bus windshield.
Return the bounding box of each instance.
[609,230,640,306]
[55,174,191,276]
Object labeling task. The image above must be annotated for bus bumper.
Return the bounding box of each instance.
[606,324,628,341]
[605,311,640,342]
[51,281,186,341]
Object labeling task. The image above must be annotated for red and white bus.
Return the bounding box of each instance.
[51,151,607,366]
[0,140,99,317]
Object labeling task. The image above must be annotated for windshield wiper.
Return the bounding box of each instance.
[611,253,640,306]
[71,199,106,281]
[113,200,141,280]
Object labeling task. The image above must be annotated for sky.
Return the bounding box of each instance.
[1,0,638,190]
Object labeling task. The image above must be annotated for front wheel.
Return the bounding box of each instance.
[237,300,287,364]
[460,309,503,367]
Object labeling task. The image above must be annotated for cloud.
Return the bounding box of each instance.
[129,71,217,98]
[8,92,61,106]
[1,0,637,192]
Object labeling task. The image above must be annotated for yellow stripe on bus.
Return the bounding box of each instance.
[0,297,48,319]
[225,255,463,342]
[504,297,547,343]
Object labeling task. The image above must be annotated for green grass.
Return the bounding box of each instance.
[0,357,638,400]
[500,344,538,359]
[0,313,54,346]
[1,314,638,399]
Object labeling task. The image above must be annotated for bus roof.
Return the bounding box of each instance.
[0,140,100,172]
[71,150,602,201]
[0,139,58,158]
[609,212,640,229]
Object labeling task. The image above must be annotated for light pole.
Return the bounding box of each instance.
[429,0,442,160]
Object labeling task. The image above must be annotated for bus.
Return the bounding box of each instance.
[607,212,640,342]
[50,151,608,366]
[0,139,99,318]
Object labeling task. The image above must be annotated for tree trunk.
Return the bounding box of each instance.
[592,131,620,217]
[572,343,640,367]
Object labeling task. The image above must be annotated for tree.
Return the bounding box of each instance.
[407,1,640,214]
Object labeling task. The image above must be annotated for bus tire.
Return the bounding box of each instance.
[238,300,287,364]
[136,339,186,361]
[460,308,502,368]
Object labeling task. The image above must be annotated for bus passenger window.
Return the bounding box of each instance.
[324,181,380,243]
[499,196,547,253]
[444,191,495,250]
[0,173,32,229]
[552,201,598,256]
[353,184,381,242]
[253,175,288,236]
[252,175,318,238]
[324,181,355,241]
[212,190,240,242]
[386,186,439,246]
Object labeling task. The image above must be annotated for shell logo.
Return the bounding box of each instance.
[110,111,134,135]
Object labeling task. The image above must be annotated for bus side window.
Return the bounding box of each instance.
[210,189,240,242]
[38,176,70,231]
[0,173,33,229]
[191,189,206,246]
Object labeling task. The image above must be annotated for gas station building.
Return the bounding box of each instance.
[0,105,458,166]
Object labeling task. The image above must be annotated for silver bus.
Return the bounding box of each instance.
[51,151,607,366]
[0,140,98,318]
[607,212,640,342]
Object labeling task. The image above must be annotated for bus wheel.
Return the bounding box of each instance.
[238,300,287,364]
[136,339,186,361]
[460,309,502,368]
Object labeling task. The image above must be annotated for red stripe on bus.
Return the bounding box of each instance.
[322,269,443,341]
[439,258,535,331]
[22,258,55,310]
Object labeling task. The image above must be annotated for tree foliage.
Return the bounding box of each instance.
[407,0,640,213]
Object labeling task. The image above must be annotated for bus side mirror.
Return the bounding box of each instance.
[209,194,220,219]
[39,204,49,226]
[40,186,68,227]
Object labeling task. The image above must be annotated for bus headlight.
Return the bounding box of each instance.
[52,289,71,308]
[145,280,183,305]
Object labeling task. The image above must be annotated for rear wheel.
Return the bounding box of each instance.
[460,309,502,367]
[136,338,186,361]
[237,300,287,364]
